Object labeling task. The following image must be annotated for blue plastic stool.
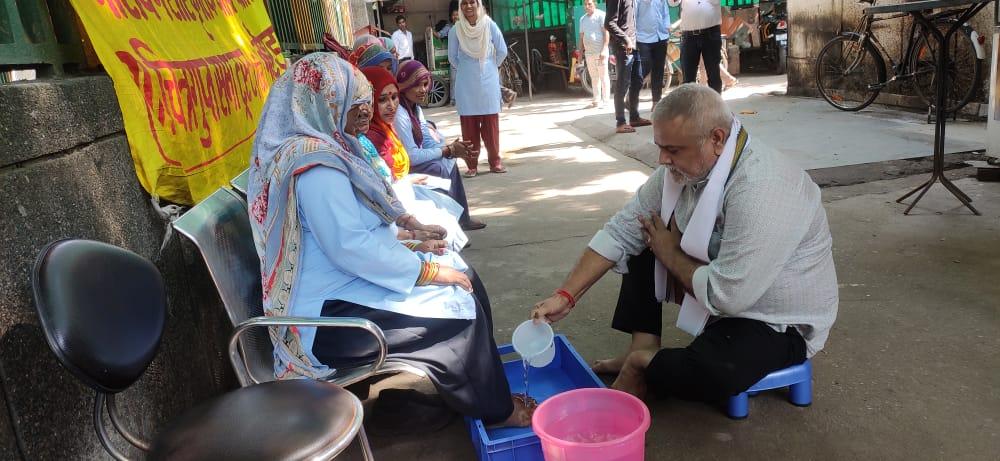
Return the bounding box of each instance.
[726,359,812,419]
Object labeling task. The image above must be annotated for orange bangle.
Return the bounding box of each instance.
[416,262,440,286]
[554,289,577,309]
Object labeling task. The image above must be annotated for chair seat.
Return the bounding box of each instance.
[150,380,363,460]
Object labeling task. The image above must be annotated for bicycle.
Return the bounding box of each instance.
[814,0,984,114]
[500,40,530,96]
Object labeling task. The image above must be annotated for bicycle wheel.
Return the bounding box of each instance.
[909,21,982,115]
[500,61,523,96]
[580,62,593,94]
[426,74,449,108]
[815,35,887,111]
[530,49,546,88]
[514,54,530,89]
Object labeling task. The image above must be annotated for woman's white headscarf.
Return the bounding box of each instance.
[453,0,495,68]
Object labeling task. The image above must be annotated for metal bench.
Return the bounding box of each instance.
[32,239,372,460]
[172,188,426,390]
[230,169,248,199]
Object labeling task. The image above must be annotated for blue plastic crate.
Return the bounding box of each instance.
[466,335,606,461]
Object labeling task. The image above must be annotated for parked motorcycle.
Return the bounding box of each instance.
[759,1,788,74]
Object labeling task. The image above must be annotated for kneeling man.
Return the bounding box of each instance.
[532,84,838,402]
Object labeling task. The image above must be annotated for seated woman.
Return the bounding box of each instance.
[359,65,469,251]
[394,60,486,230]
[247,53,532,427]
[380,36,399,60]
[350,39,397,74]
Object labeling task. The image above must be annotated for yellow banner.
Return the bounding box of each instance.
[71,0,287,205]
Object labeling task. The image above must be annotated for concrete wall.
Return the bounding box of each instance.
[0,76,237,459]
[351,0,373,33]
[788,0,995,112]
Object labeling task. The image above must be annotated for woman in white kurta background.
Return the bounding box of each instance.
[449,0,508,176]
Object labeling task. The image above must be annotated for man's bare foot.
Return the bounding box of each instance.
[611,349,657,400]
[593,333,660,375]
[488,393,538,428]
[591,356,626,375]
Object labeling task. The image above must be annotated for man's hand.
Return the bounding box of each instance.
[531,294,573,324]
[414,239,447,255]
[639,212,681,265]
[431,266,473,292]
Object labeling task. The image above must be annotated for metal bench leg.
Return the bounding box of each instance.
[358,426,374,461]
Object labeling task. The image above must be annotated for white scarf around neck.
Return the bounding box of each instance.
[655,117,748,336]
[455,4,494,68]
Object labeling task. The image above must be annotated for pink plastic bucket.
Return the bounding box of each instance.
[532,388,651,461]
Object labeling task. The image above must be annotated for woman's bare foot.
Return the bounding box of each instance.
[488,394,538,428]
[611,349,657,400]
[591,356,626,375]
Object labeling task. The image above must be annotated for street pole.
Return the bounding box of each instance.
[524,1,532,100]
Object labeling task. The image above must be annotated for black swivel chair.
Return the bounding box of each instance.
[31,239,372,460]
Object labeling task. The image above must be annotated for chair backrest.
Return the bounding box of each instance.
[230,169,249,199]
[32,239,166,393]
[172,188,275,383]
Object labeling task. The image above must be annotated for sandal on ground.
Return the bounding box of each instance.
[461,219,487,231]
[630,117,652,127]
[616,124,636,134]
[490,166,508,174]
[463,168,478,178]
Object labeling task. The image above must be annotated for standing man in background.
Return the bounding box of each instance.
[636,0,672,110]
[434,9,460,39]
[393,15,415,60]
[433,7,461,105]
[579,0,610,108]
[667,0,723,93]
[606,0,651,133]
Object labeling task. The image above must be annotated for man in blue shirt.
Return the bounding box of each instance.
[636,0,672,110]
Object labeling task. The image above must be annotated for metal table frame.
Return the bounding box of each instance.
[865,0,992,215]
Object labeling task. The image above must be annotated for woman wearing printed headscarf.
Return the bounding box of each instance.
[248,53,534,427]
[379,36,399,60]
[353,33,381,49]
[360,65,469,251]
[395,60,486,231]
[449,0,508,177]
[350,39,398,74]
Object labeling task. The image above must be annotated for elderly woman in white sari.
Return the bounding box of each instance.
[247,53,533,427]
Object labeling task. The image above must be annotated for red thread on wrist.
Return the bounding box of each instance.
[554,289,577,309]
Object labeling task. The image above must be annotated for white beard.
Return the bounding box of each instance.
[666,166,708,185]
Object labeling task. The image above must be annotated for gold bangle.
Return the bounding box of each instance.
[417,262,440,286]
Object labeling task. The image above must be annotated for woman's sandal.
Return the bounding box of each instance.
[490,166,508,174]
[463,168,478,178]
